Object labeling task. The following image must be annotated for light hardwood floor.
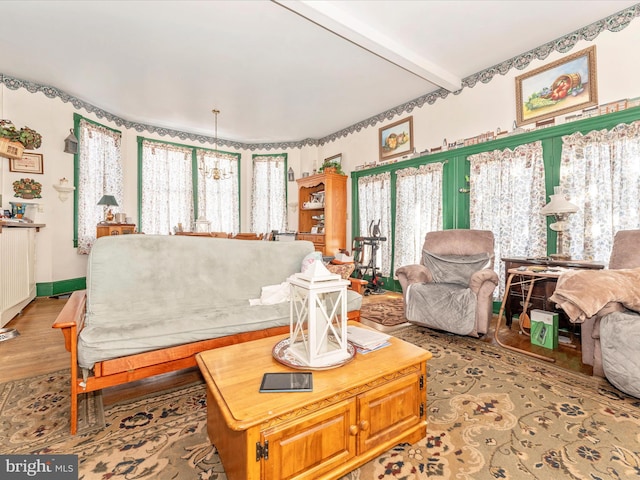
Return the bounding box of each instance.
[0,297,202,405]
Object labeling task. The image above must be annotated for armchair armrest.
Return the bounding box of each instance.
[396,264,433,292]
[327,261,367,294]
[469,268,499,293]
[347,277,368,294]
[52,290,87,353]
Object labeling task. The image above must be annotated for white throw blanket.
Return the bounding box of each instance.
[249,280,291,306]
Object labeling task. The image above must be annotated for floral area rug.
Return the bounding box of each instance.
[360,295,410,327]
[1,327,640,479]
[0,369,104,445]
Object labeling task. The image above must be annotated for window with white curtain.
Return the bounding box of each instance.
[140,140,194,235]
[251,154,287,235]
[561,121,640,263]
[393,163,444,271]
[357,172,392,277]
[196,149,240,233]
[468,141,547,296]
[76,118,123,254]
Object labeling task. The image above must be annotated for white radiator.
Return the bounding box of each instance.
[1,227,36,326]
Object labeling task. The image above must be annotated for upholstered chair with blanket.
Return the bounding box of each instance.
[395,229,499,337]
[550,230,640,397]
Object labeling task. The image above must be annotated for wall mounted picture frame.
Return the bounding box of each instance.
[9,152,44,174]
[324,153,342,164]
[516,46,597,126]
[379,116,413,161]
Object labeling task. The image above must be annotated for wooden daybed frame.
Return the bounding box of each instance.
[53,289,361,434]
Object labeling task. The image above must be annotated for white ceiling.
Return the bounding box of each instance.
[1,1,637,146]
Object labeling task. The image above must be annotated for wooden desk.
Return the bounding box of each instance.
[501,257,604,327]
[196,324,431,480]
[495,265,598,362]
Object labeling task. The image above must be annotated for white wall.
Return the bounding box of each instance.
[2,21,640,286]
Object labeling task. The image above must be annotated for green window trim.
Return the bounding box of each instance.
[350,106,640,291]
[252,152,290,208]
[72,113,122,248]
[136,136,241,229]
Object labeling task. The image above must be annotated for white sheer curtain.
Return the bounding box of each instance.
[561,121,640,263]
[393,163,443,272]
[357,172,392,277]
[251,154,287,234]
[469,141,547,296]
[77,119,122,254]
[196,149,239,233]
[140,140,194,235]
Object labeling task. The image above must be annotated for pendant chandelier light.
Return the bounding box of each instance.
[199,109,232,180]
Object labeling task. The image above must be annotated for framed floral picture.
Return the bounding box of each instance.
[379,116,413,161]
[516,46,597,126]
[9,152,44,174]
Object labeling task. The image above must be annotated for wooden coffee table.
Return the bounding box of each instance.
[196,323,431,480]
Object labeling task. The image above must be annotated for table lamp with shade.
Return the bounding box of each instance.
[540,186,579,260]
[97,195,118,223]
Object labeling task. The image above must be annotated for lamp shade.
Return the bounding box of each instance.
[540,186,578,215]
[97,195,118,207]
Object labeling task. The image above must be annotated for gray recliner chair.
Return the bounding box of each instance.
[574,230,640,375]
[550,230,640,398]
[395,229,499,337]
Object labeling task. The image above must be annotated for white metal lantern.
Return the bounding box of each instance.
[289,261,350,367]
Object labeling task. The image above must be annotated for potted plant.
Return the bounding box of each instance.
[0,120,42,159]
[318,159,345,175]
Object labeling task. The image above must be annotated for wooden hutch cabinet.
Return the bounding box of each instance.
[296,172,347,256]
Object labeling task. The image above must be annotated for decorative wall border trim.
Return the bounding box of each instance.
[1,4,638,151]
[317,3,640,146]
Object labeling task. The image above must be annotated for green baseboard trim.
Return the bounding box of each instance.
[493,301,501,314]
[37,277,86,297]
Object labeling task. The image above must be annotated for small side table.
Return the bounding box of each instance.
[96,223,136,238]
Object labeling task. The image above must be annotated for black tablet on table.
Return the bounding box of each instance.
[259,372,313,393]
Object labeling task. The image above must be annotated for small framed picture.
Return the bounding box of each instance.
[379,116,413,161]
[324,153,342,164]
[10,152,44,174]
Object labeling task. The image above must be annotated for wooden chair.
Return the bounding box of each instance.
[327,260,368,295]
[233,232,264,240]
[174,232,230,238]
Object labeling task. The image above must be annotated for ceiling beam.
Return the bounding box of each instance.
[273,0,461,92]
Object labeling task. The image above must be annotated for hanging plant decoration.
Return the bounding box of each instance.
[0,120,43,149]
[0,120,43,160]
[13,178,43,199]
